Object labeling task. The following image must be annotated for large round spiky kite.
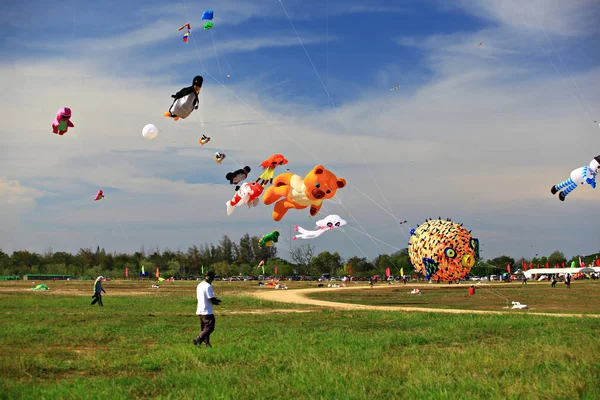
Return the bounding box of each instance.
[408,218,479,281]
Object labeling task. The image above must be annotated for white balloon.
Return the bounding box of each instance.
[142,124,158,140]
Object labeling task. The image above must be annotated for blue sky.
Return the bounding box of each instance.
[1,0,600,261]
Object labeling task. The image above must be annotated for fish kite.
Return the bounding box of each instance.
[202,10,214,20]
[256,154,288,186]
[259,230,280,248]
[198,134,210,146]
[178,23,191,43]
[52,107,74,135]
[551,155,600,201]
[408,218,479,282]
[293,215,346,240]
[94,190,105,201]
[477,42,484,47]
[204,22,213,30]
[164,75,203,121]
[389,86,401,92]
[214,152,226,164]
[226,182,263,216]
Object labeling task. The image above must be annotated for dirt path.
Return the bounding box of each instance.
[251,286,600,318]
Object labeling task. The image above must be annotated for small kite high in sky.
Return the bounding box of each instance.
[94,190,105,201]
[178,23,191,43]
[214,152,226,164]
[198,134,210,146]
[389,86,401,92]
[52,107,74,135]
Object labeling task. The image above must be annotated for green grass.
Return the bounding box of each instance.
[1,281,599,399]
[309,281,600,314]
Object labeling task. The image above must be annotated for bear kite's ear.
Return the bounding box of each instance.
[226,172,233,180]
[244,166,251,173]
[314,165,325,175]
[336,178,346,188]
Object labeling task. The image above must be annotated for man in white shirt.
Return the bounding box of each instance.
[193,270,221,347]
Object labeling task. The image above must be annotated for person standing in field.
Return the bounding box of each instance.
[551,276,557,288]
[565,273,571,289]
[193,270,221,347]
[91,276,106,307]
[521,275,527,285]
[469,285,475,296]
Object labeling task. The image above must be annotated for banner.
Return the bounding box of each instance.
[156,268,159,278]
[507,264,511,274]
[348,265,353,275]
[141,265,145,275]
[400,268,404,277]
[125,267,128,278]
[385,267,391,277]
[274,266,278,275]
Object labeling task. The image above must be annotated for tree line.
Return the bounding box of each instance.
[0,234,596,279]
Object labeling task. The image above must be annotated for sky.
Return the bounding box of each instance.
[1,0,599,261]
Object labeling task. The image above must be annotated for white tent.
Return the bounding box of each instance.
[524,267,600,278]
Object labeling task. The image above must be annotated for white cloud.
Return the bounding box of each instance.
[435,0,600,37]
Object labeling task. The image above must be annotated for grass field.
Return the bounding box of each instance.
[1,280,599,399]
[308,281,600,314]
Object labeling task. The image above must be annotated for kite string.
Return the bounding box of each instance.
[277,0,407,237]
[524,2,595,122]
[209,29,248,168]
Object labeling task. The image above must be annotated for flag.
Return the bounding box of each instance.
[179,266,182,274]
[156,268,159,278]
[400,268,404,277]
[201,265,204,274]
[385,267,391,277]
[555,264,558,268]
[141,265,145,275]
[561,262,565,268]
[261,265,265,275]
[545,262,549,268]
[348,265,353,275]
[530,263,533,270]
[523,264,527,271]
[125,267,129,278]
[507,264,511,274]
[537,264,540,268]
[579,256,584,267]
[274,266,278,275]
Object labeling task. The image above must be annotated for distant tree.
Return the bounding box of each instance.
[289,244,315,275]
[312,251,343,276]
[548,250,567,267]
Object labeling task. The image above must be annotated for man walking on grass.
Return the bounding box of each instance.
[91,276,106,307]
[193,270,221,347]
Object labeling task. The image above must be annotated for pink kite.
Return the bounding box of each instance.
[94,190,105,201]
[52,107,74,135]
